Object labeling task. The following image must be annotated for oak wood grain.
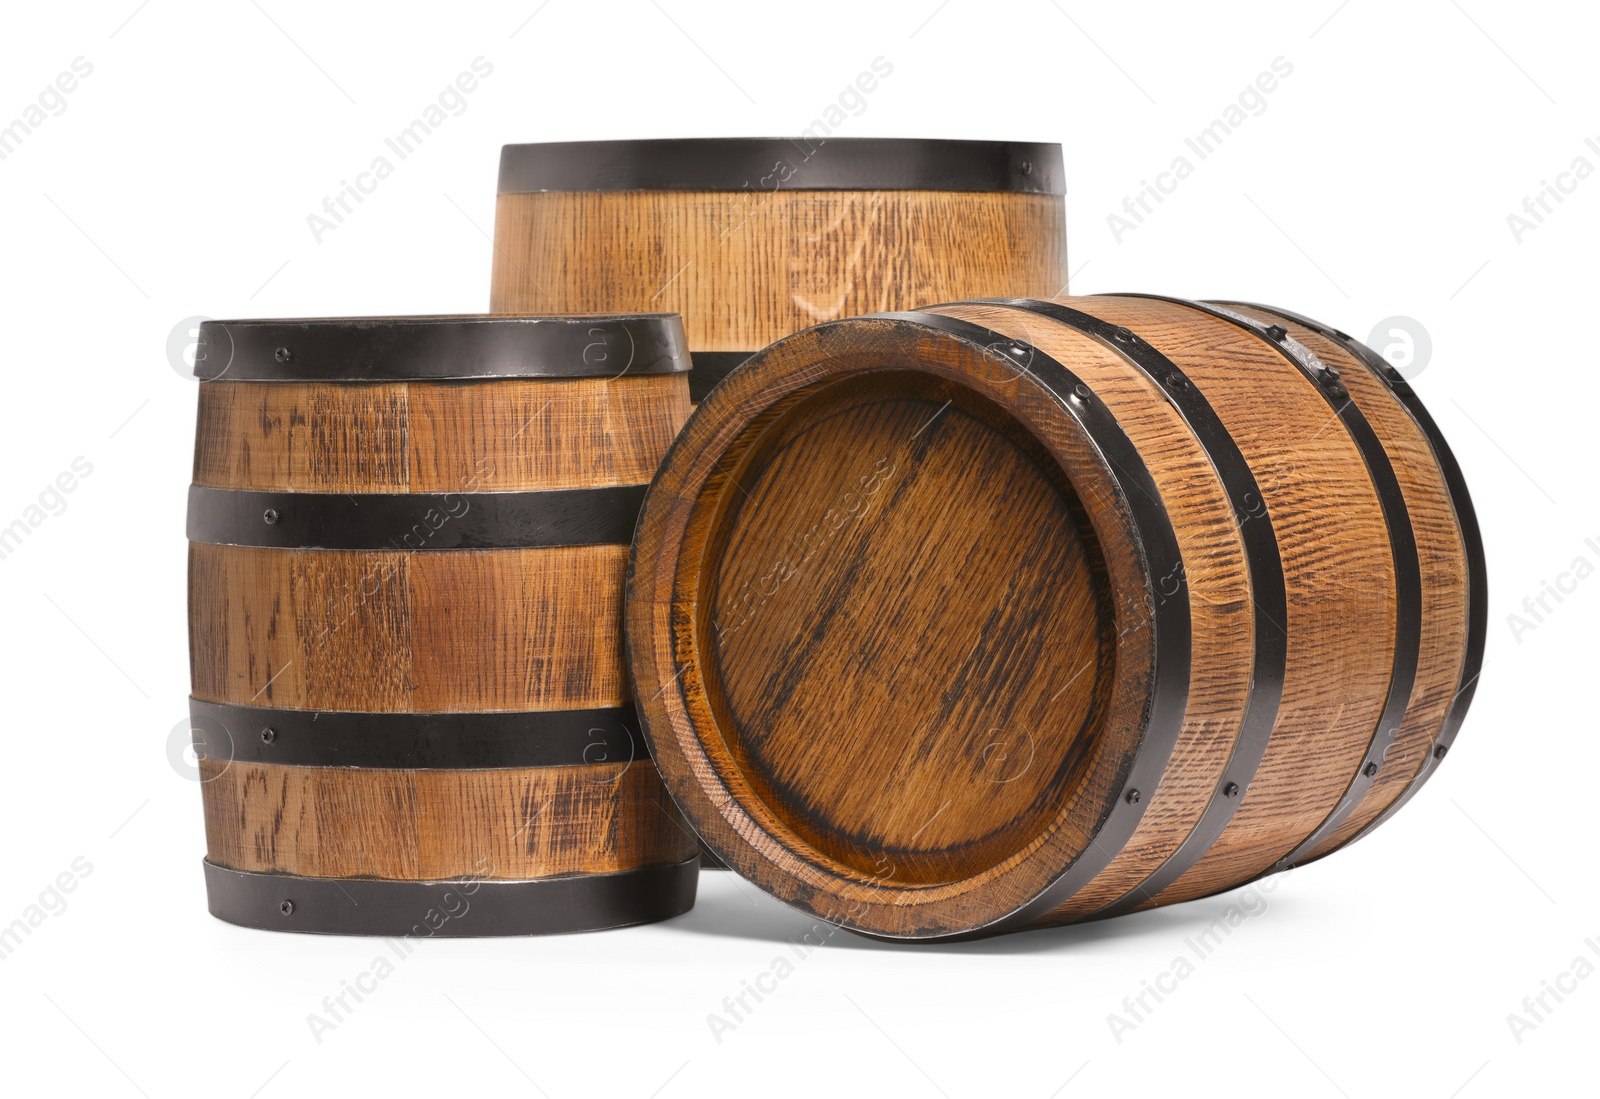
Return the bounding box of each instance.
[191,365,695,889]
[490,190,1068,353]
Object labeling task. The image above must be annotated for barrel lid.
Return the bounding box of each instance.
[625,310,1186,940]
[497,138,1064,195]
[193,313,690,382]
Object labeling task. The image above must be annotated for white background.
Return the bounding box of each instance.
[0,1,1595,1096]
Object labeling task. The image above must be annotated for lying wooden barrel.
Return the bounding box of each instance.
[626,294,1485,940]
[189,314,700,935]
[490,138,1069,403]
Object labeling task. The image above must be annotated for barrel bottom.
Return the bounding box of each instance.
[202,857,699,937]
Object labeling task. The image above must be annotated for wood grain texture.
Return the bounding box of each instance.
[1228,306,1470,859]
[627,295,1472,938]
[706,372,1113,886]
[931,302,1255,925]
[489,190,1068,352]
[189,543,629,712]
[201,759,693,879]
[194,376,688,492]
[630,319,1161,938]
[1081,296,1396,907]
[192,366,694,890]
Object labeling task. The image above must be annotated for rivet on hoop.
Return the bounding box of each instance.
[280,900,295,916]
[260,728,277,745]
[1020,159,1033,176]
[1125,788,1142,805]
[1265,324,1288,342]
[1223,781,1240,798]
[1434,744,1449,761]
[263,508,280,525]
[1362,761,1379,777]
[275,347,292,363]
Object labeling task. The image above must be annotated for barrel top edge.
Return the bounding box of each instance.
[192,313,692,382]
[496,137,1065,195]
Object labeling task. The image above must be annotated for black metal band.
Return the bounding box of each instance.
[1223,302,1487,850]
[203,858,699,936]
[688,351,753,403]
[194,314,690,382]
[866,310,1191,940]
[1126,296,1424,874]
[498,138,1064,195]
[975,298,1289,920]
[189,699,649,770]
[186,484,645,550]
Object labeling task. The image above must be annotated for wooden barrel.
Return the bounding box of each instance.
[626,294,1485,940]
[489,138,1069,404]
[189,314,700,935]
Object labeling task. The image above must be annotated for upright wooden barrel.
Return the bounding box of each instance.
[490,138,1069,403]
[627,294,1485,940]
[189,315,700,935]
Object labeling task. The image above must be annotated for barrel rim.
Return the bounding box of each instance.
[193,313,691,382]
[496,137,1065,195]
[202,857,699,936]
[625,311,1190,941]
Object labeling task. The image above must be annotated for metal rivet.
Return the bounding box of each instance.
[1363,761,1379,777]
[1265,324,1288,341]
[1223,781,1240,798]
[1167,372,1186,389]
[274,346,292,363]
[1434,744,1449,761]
[260,727,276,745]
[1020,159,1033,175]
[280,900,294,916]
[1326,381,1347,398]
[1125,788,1142,805]
[263,508,280,525]
[1114,326,1134,342]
